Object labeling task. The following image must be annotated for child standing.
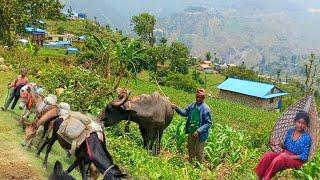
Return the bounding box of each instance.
[1,68,28,111]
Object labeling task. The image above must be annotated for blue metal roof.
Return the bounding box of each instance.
[55,41,71,45]
[67,47,79,52]
[217,77,287,99]
[78,35,86,41]
[263,93,288,99]
[25,27,46,33]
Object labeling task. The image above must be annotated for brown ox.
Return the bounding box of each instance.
[98,90,174,155]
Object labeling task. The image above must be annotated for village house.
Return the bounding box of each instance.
[46,34,74,43]
[24,27,46,46]
[199,60,217,73]
[217,77,288,110]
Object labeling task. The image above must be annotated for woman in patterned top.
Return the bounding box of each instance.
[255,111,312,180]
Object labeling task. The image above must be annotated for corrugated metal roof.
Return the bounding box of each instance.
[25,27,46,33]
[67,47,78,52]
[54,41,71,45]
[217,77,287,99]
[263,93,288,99]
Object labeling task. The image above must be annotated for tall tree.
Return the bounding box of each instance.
[276,69,281,82]
[131,13,156,46]
[168,42,189,74]
[0,0,63,45]
[305,53,318,95]
[205,52,212,61]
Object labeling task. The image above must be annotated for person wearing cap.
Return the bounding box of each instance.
[171,88,212,163]
[2,68,28,111]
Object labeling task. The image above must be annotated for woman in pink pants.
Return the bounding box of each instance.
[255,111,312,180]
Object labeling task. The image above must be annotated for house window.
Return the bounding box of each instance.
[58,37,63,41]
[270,98,274,103]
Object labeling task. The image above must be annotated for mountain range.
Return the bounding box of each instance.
[61,0,320,75]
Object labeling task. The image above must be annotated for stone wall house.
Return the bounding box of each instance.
[217,78,288,110]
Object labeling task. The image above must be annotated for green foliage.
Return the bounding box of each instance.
[224,66,260,82]
[0,0,62,45]
[147,43,169,71]
[294,152,320,179]
[205,52,212,61]
[57,26,65,34]
[192,70,204,85]
[40,67,113,114]
[131,13,156,46]
[161,73,198,92]
[169,42,189,74]
[206,124,247,167]
[159,37,167,44]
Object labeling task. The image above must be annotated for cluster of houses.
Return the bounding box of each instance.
[198,60,237,74]
[19,13,88,54]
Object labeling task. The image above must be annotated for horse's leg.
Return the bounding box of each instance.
[79,159,88,180]
[42,131,57,168]
[66,158,81,173]
[101,132,108,155]
[139,126,148,148]
[36,136,50,156]
[42,120,50,139]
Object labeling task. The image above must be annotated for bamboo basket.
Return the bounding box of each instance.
[269,96,320,161]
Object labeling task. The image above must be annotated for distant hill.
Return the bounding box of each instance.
[60,0,320,76]
[156,6,320,76]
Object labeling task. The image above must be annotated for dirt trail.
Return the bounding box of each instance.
[0,115,43,180]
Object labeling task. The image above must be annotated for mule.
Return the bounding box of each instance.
[37,118,126,180]
[49,160,75,180]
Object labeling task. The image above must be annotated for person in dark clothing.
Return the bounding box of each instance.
[171,89,212,163]
[1,68,28,111]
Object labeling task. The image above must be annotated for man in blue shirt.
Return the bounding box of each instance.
[171,89,212,163]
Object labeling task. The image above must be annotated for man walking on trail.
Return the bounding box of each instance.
[1,68,28,111]
[171,89,212,163]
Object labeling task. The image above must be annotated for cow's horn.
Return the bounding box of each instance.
[110,95,127,107]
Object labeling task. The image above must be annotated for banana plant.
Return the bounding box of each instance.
[112,38,147,89]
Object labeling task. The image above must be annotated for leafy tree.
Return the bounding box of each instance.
[0,0,63,45]
[112,38,147,88]
[213,52,220,64]
[205,52,212,61]
[168,42,189,74]
[78,36,146,90]
[57,26,65,35]
[224,66,259,82]
[147,43,170,71]
[162,73,198,92]
[160,37,167,44]
[67,6,72,17]
[131,13,156,46]
[77,35,113,78]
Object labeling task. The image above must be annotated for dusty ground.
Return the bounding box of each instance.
[0,112,42,180]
